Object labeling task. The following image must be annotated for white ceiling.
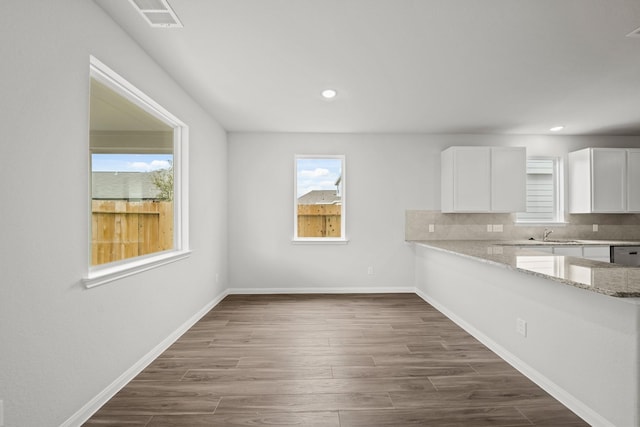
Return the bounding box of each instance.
[95,0,640,135]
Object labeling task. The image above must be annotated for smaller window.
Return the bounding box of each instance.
[294,155,346,242]
[516,157,564,224]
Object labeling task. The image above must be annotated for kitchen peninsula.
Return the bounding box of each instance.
[413,240,640,427]
[419,240,640,296]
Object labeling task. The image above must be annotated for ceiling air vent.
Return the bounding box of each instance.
[128,0,183,28]
[626,26,640,38]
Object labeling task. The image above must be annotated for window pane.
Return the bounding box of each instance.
[296,157,343,238]
[90,77,175,266]
[517,158,558,223]
[90,156,174,266]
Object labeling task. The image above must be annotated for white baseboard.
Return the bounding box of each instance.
[226,286,416,295]
[414,288,613,427]
[61,289,229,427]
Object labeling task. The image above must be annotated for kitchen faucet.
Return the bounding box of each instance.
[543,228,553,241]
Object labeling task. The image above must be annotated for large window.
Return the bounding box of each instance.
[294,155,346,242]
[516,157,563,224]
[85,56,189,287]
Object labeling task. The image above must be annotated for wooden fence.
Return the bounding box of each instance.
[91,200,173,266]
[297,204,341,237]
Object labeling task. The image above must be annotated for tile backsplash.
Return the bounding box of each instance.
[406,210,640,241]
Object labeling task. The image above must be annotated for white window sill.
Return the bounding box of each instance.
[83,250,192,289]
[292,238,349,245]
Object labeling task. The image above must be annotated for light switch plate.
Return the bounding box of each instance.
[487,224,493,232]
[593,224,598,232]
[493,224,503,232]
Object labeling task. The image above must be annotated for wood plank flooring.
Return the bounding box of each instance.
[84,293,588,426]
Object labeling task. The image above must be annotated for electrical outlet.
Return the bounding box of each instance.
[593,224,598,232]
[493,224,503,232]
[428,224,435,233]
[487,224,493,232]
[367,266,374,275]
[517,318,527,337]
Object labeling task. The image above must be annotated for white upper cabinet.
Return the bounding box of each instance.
[569,148,640,213]
[627,149,640,212]
[592,149,626,212]
[441,146,526,213]
[491,147,527,212]
[442,147,491,212]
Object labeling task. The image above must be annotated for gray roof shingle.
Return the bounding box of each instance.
[92,172,160,200]
[297,190,341,205]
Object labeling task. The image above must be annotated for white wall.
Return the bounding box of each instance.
[227,133,640,291]
[0,2,227,426]
[227,133,433,291]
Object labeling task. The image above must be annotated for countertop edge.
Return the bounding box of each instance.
[410,240,640,299]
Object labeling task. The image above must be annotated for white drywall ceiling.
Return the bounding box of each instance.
[94,0,640,135]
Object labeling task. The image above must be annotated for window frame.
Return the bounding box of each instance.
[293,154,348,244]
[83,56,190,288]
[516,156,566,225]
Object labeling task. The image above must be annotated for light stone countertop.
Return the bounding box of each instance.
[496,239,640,246]
[411,240,640,298]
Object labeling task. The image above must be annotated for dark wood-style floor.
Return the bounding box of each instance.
[84,293,588,426]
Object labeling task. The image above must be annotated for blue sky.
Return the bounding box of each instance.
[92,154,173,172]
[296,158,342,197]
[93,155,338,197]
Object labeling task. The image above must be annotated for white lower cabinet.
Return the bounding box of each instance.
[528,247,553,253]
[518,245,610,262]
[582,246,611,262]
[553,246,583,257]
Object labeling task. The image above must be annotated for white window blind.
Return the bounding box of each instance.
[517,158,559,223]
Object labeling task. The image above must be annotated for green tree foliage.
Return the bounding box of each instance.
[151,163,173,201]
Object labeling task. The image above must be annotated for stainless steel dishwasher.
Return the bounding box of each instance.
[611,246,640,266]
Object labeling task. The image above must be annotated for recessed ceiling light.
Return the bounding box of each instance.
[550,126,564,132]
[321,89,337,99]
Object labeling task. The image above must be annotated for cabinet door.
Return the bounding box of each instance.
[628,149,640,212]
[491,147,526,212]
[592,149,626,212]
[553,246,583,257]
[583,246,611,262]
[568,149,592,213]
[518,246,553,253]
[453,147,491,212]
